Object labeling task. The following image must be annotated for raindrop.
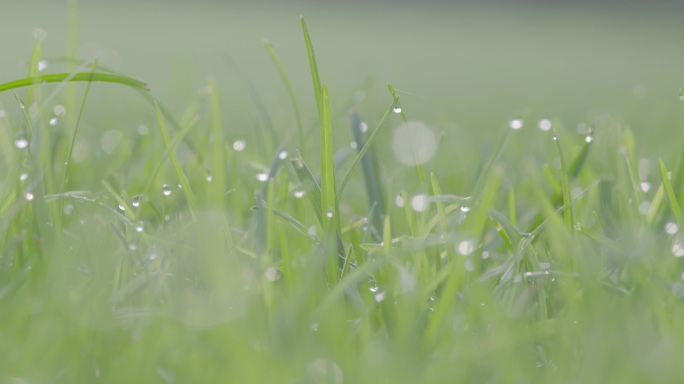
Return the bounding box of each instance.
[137,124,149,136]
[392,106,402,114]
[326,210,334,219]
[49,117,58,126]
[33,28,46,41]
[206,175,213,182]
[19,173,28,182]
[585,135,593,143]
[134,221,144,233]
[18,99,25,110]
[457,240,474,256]
[509,118,523,130]
[256,173,269,182]
[665,222,679,235]
[460,205,470,213]
[552,135,558,141]
[538,119,552,131]
[310,323,319,331]
[673,238,684,258]
[232,140,246,152]
[131,194,142,207]
[481,251,490,259]
[265,266,281,281]
[395,195,405,207]
[640,182,651,193]
[162,184,172,196]
[350,141,358,149]
[359,121,368,133]
[24,192,34,201]
[178,183,182,189]
[278,150,288,160]
[392,121,437,166]
[410,194,429,212]
[294,190,305,199]
[14,137,29,149]
[53,105,65,116]
[374,291,386,302]
[37,60,48,72]
[118,203,125,211]
[369,283,379,293]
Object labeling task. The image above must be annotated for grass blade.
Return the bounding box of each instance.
[659,158,683,227]
[301,16,323,122]
[552,128,574,233]
[0,73,148,94]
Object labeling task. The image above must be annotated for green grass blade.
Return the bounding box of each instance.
[337,96,399,202]
[320,85,337,233]
[154,102,197,219]
[659,158,683,227]
[263,39,304,154]
[301,16,323,122]
[552,128,574,233]
[291,153,323,226]
[0,73,148,94]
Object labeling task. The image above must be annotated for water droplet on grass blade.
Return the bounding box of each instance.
[392,106,402,114]
[162,184,172,196]
[585,135,593,143]
[665,222,679,235]
[135,222,144,233]
[24,192,34,201]
[374,291,386,302]
[265,266,281,281]
[49,117,58,126]
[326,210,334,218]
[457,240,474,256]
[37,60,48,72]
[19,173,28,182]
[673,238,684,258]
[232,140,246,152]
[206,175,213,182]
[278,150,288,160]
[359,121,368,133]
[117,203,125,211]
[509,118,523,130]
[395,195,405,207]
[53,105,65,116]
[294,190,305,199]
[131,195,142,207]
[350,141,358,149]
[538,119,552,131]
[256,173,269,182]
[640,182,651,193]
[460,205,470,213]
[14,137,28,149]
[410,194,429,212]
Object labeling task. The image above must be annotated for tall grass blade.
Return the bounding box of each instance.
[659,158,683,227]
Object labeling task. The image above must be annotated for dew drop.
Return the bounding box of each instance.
[640,182,651,193]
[326,210,334,219]
[131,194,142,207]
[24,192,34,201]
[393,106,402,114]
[294,190,305,199]
[128,243,138,251]
[232,140,246,152]
[410,194,429,212]
[206,175,213,182]
[37,60,48,72]
[460,205,470,213]
[14,138,29,149]
[665,222,679,235]
[538,119,552,131]
[49,117,58,126]
[359,121,369,133]
[509,118,523,130]
[265,266,282,281]
[278,150,288,160]
[33,28,46,41]
[256,173,269,182]
[374,291,386,302]
[162,184,172,196]
[53,105,65,116]
[350,141,358,149]
[134,221,144,233]
[137,124,149,136]
[673,238,684,258]
[117,203,125,211]
[369,284,379,293]
[19,173,28,182]
[395,195,405,208]
[457,240,474,256]
[585,135,593,143]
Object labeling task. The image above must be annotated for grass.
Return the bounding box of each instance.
[1,8,684,384]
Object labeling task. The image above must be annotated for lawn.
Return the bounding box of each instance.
[1,1,684,382]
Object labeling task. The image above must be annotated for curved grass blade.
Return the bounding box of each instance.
[0,72,148,94]
[301,16,323,121]
[552,128,574,233]
[659,158,683,227]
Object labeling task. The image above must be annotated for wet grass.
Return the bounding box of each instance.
[1,9,684,384]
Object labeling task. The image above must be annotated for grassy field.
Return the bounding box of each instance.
[2,1,684,383]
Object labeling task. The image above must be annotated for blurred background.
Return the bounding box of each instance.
[1,0,683,154]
